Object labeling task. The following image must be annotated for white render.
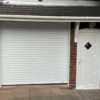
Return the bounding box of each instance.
[3,0,100,6]
[0,22,70,85]
[3,0,79,6]
[77,29,100,89]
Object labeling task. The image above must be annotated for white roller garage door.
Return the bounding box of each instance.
[0,22,70,85]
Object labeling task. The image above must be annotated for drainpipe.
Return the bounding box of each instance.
[74,22,80,43]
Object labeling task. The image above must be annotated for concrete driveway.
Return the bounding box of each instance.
[0,85,100,100]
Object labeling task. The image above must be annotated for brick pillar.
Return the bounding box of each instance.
[69,23,77,89]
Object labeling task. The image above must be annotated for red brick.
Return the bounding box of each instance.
[69,27,77,88]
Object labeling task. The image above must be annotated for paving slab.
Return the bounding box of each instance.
[0,89,13,100]
[0,85,100,100]
[30,87,51,100]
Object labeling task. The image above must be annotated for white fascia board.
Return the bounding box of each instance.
[0,15,100,22]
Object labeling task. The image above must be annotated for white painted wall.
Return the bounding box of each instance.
[0,0,3,2]
[3,0,99,6]
[3,0,78,6]
[80,0,100,6]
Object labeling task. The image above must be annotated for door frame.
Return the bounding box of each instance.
[76,28,100,89]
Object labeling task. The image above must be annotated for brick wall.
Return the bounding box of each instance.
[69,23,77,89]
